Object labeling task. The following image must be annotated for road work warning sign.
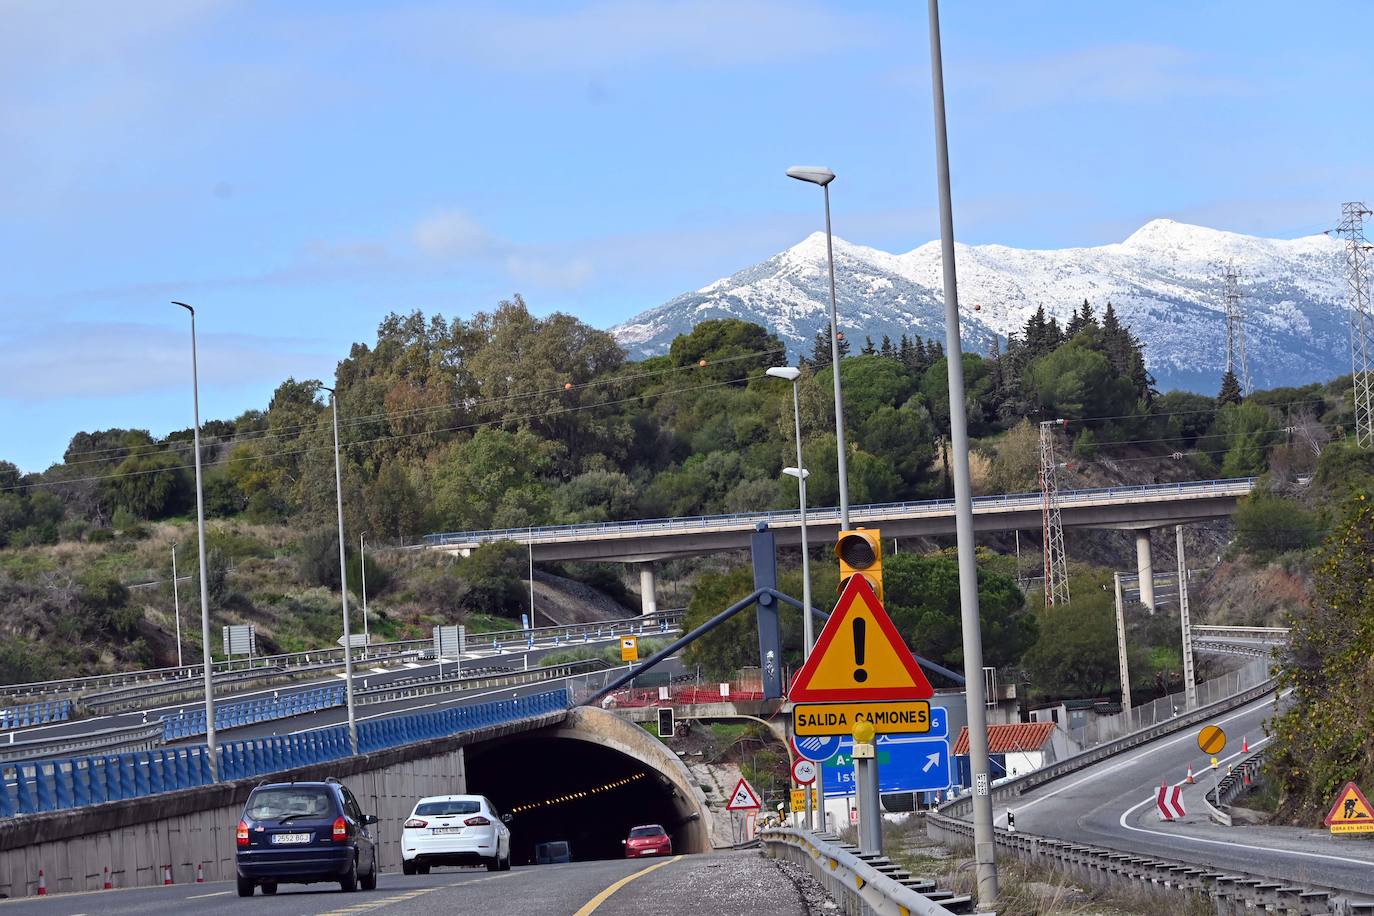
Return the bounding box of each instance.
[1325,782,1374,834]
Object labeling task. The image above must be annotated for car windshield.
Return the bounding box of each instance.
[416,800,481,816]
[629,826,665,838]
[247,787,332,821]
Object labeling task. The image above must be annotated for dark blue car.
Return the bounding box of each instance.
[235,778,379,896]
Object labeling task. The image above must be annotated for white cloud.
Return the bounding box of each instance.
[412,211,499,259]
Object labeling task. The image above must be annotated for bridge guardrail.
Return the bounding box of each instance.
[1192,625,1290,642]
[0,700,71,731]
[1208,745,1267,812]
[0,688,571,819]
[162,685,347,740]
[424,477,1257,547]
[0,722,164,764]
[761,828,970,915]
[0,611,683,703]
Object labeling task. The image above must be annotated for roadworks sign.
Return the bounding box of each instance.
[1325,782,1374,834]
[726,777,762,811]
[788,575,932,702]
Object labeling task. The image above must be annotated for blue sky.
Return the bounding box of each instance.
[3,0,1371,472]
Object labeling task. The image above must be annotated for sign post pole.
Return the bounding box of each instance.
[852,720,881,854]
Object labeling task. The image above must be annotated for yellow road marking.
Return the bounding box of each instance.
[573,856,683,915]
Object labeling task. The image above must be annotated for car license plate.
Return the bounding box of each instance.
[270,833,312,844]
[433,827,462,835]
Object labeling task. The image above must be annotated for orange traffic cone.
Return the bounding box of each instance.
[1186,766,1195,784]
[36,869,46,896]
[163,864,173,886]
[1242,736,1249,753]
[1244,770,1253,786]
[196,862,204,884]
[103,866,112,890]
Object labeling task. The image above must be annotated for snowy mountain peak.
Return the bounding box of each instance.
[612,220,1349,393]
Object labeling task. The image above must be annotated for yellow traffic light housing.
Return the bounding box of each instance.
[836,528,883,603]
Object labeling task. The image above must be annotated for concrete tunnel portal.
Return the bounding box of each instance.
[465,707,711,865]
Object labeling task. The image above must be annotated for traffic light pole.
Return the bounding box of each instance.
[928,0,999,902]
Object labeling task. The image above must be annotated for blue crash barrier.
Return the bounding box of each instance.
[0,699,72,730]
[0,688,570,818]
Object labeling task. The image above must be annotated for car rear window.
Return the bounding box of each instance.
[246,787,333,820]
[629,826,665,837]
[416,800,481,816]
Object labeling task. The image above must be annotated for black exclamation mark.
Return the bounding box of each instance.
[852,618,867,683]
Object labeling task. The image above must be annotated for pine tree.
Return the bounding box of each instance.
[837,330,851,358]
[880,334,894,358]
[862,335,876,356]
[898,333,912,364]
[811,324,832,366]
[1066,299,1097,337]
[1217,370,1243,406]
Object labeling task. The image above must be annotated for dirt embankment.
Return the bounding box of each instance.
[529,569,636,625]
[1196,558,1312,627]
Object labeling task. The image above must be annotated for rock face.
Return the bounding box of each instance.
[612,220,1351,393]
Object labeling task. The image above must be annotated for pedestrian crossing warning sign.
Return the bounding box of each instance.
[788,574,932,702]
[1325,782,1374,833]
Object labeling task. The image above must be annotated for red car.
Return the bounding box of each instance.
[623,824,672,857]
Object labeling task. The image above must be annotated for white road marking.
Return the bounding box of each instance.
[186,890,230,898]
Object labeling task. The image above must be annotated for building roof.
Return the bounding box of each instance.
[953,722,1056,755]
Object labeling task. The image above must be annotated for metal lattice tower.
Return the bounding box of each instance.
[1039,419,1070,607]
[1336,202,1374,449]
[1223,262,1251,395]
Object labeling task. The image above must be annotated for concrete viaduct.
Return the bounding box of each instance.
[0,706,712,897]
[428,477,1255,614]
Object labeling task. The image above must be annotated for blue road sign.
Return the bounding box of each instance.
[793,734,842,763]
[821,734,952,796]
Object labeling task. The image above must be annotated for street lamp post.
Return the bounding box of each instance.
[319,384,359,756]
[765,366,814,658]
[171,545,183,668]
[359,533,370,658]
[926,0,999,902]
[786,166,851,530]
[171,301,218,781]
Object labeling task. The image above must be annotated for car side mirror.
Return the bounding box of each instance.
[501,814,512,824]
[364,815,379,825]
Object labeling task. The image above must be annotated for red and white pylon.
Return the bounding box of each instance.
[103,866,112,890]
[195,862,204,884]
[1242,736,1250,753]
[1186,766,1195,784]
[36,869,46,896]
[163,864,173,886]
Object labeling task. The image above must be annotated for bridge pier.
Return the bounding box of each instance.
[639,564,658,616]
[1135,530,1155,613]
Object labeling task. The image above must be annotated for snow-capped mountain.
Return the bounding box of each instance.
[612,220,1350,393]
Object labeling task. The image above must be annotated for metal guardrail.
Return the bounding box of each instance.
[926,814,1354,915]
[761,828,976,915]
[354,660,609,707]
[0,700,71,730]
[1192,625,1290,642]
[1194,640,1276,659]
[0,611,683,703]
[940,674,1277,820]
[162,685,347,740]
[0,722,164,764]
[1208,746,1267,811]
[425,477,1257,547]
[0,688,571,819]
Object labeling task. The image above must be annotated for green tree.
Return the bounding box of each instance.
[103,451,191,519]
[1234,493,1320,557]
[1217,370,1243,406]
[1022,576,1119,699]
[1027,343,1136,421]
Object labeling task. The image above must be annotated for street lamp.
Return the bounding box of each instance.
[171,301,218,781]
[765,366,815,660]
[318,384,359,756]
[926,0,998,900]
[786,165,850,530]
[359,533,370,658]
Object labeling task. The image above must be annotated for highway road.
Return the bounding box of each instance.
[2,633,672,746]
[999,690,1374,897]
[0,851,819,915]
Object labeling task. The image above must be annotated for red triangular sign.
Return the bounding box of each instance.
[726,777,761,810]
[1325,781,1374,827]
[789,575,932,702]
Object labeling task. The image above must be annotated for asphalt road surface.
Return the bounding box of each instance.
[1000,690,1374,897]
[0,852,821,916]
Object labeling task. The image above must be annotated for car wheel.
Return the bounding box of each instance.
[417,864,431,875]
[486,855,500,872]
[339,854,359,892]
[261,882,278,896]
[501,851,512,871]
[360,860,377,891]
[236,876,254,898]
[402,860,416,876]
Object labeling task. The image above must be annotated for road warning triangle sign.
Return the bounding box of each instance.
[726,777,761,811]
[788,575,933,702]
[1325,782,1374,833]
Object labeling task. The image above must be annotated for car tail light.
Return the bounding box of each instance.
[236,820,250,847]
[464,816,491,826]
[332,816,348,842]
[404,818,428,829]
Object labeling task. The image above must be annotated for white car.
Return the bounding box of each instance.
[401,795,511,874]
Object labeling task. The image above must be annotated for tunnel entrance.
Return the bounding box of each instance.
[466,732,702,866]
